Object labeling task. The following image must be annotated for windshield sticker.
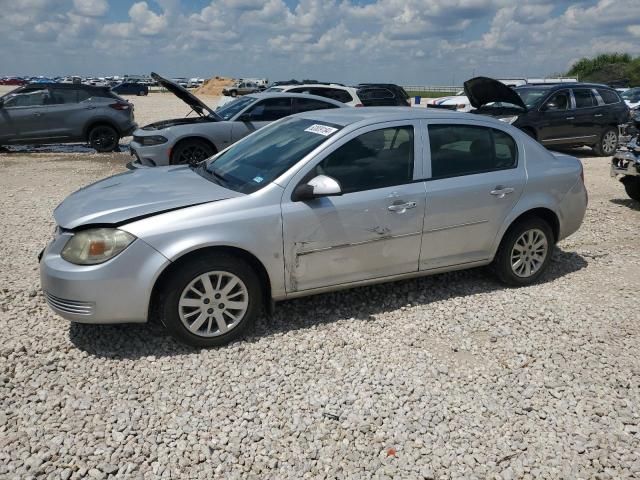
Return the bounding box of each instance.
[253,176,264,183]
[304,124,338,136]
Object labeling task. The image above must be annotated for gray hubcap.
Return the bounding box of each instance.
[178,271,249,337]
[602,131,617,154]
[510,228,548,278]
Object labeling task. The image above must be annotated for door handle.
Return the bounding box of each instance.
[85,106,97,110]
[388,201,417,213]
[594,114,603,117]
[490,186,515,198]
[32,112,43,117]
[565,116,575,120]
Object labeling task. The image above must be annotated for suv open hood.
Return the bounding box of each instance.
[54,166,241,229]
[151,72,220,119]
[464,76,527,110]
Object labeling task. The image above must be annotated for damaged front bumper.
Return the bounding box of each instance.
[611,149,640,178]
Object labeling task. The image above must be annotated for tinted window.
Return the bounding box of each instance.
[311,88,353,103]
[543,91,570,111]
[313,126,414,194]
[3,89,48,107]
[49,89,79,104]
[597,88,621,104]
[429,125,517,179]
[358,88,394,100]
[246,98,292,121]
[216,96,257,120]
[573,89,596,108]
[294,98,339,113]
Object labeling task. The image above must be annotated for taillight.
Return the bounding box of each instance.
[109,102,130,111]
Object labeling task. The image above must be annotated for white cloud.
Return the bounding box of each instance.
[73,0,108,17]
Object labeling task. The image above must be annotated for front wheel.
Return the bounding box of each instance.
[230,90,237,97]
[593,128,618,157]
[88,125,119,152]
[170,139,215,166]
[492,217,554,286]
[157,253,263,347]
[622,176,640,201]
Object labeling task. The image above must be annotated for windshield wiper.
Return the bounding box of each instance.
[212,170,230,187]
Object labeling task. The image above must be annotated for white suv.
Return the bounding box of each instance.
[264,84,362,106]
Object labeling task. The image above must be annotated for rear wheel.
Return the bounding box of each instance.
[231,90,237,97]
[593,128,618,156]
[157,253,262,347]
[170,139,215,166]
[137,90,147,96]
[88,125,119,152]
[492,217,554,286]
[622,176,640,201]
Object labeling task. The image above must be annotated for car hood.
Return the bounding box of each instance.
[140,116,216,131]
[464,76,527,110]
[151,72,220,119]
[54,166,242,229]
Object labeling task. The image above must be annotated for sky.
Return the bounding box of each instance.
[1,0,639,85]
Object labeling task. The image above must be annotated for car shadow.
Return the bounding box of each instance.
[610,198,640,210]
[68,248,588,359]
[0,144,129,154]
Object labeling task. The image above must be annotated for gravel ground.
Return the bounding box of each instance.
[1,94,639,479]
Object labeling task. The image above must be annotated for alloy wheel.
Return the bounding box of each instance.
[602,131,618,155]
[177,145,210,165]
[178,271,249,337]
[510,228,548,278]
[91,127,117,150]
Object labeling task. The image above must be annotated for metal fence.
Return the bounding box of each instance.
[402,85,462,92]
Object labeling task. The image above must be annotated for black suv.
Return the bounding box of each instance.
[466,77,630,156]
[0,83,136,152]
[356,83,410,107]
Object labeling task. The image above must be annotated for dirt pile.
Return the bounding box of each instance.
[195,76,235,96]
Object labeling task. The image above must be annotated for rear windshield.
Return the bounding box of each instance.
[215,96,257,120]
[200,117,342,194]
[515,88,550,108]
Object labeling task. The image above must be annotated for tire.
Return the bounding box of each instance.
[231,90,237,97]
[88,125,119,152]
[137,90,146,96]
[157,253,262,347]
[593,128,618,157]
[492,217,554,287]
[170,139,215,166]
[622,176,640,202]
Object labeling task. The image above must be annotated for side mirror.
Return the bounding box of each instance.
[237,113,251,122]
[542,102,558,111]
[293,175,342,201]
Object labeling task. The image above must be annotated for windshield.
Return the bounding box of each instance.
[215,96,256,120]
[263,87,284,92]
[515,88,550,108]
[622,89,639,100]
[199,117,342,194]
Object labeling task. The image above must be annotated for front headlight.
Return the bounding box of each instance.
[499,116,519,124]
[139,135,168,146]
[61,228,135,265]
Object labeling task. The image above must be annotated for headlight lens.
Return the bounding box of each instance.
[499,116,519,124]
[139,135,168,146]
[61,228,135,265]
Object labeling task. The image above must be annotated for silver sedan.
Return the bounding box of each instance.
[40,108,588,347]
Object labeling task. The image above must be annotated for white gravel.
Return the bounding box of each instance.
[1,95,639,478]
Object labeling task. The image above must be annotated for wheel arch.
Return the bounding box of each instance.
[148,245,272,322]
[493,206,560,258]
[83,119,121,139]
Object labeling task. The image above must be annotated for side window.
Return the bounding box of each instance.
[358,88,394,100]
[3,89,48,107]
[543,91,569,111]
[573,89,596,108]
[77,90,91,102]
[325,88,353,103]
[597,88,621,104]
[313,126,414,193]
[246,98,292,121]
[49,89,79,104]
[428,125,517,179]
[294,98,339,113]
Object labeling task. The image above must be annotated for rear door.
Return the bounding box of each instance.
[421,122,525,269]
[571,88,600,143]
[39,88,83,139]
[230,97,293,142]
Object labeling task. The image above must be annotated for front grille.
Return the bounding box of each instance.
[44,292,94,316]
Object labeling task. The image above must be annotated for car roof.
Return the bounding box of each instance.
[516,82,610,90]
[23,83,108,90]
[277,84,354,90]
[244,91,348,106]
[293,107,498,127]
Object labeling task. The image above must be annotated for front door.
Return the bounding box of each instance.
[0,88,50,142]
[421,123,525,269]
[281,122,426,292]
[536,89,575,145]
